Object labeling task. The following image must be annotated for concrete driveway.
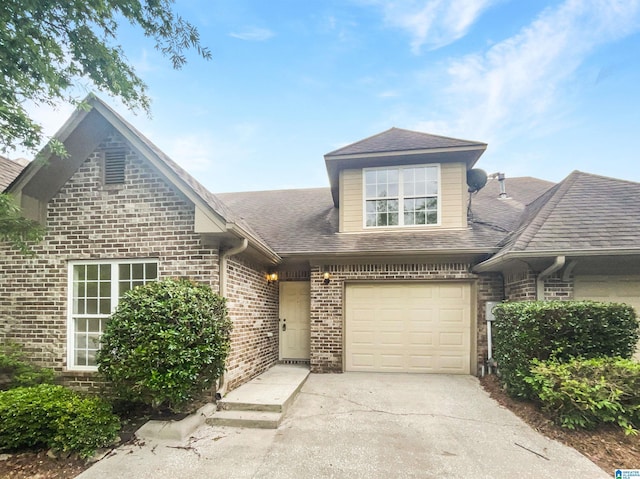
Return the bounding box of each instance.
[77,373,608,479]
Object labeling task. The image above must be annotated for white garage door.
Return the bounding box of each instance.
[574,275,640,360]
[345,282,471,374]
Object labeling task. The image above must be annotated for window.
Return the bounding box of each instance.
[67,260,157,370]
[364,165,439,227]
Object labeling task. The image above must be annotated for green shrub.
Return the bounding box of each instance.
[0,341,55,389]
[526,357,640,435]
[0,384,120,458]
[493,301,638,398]
[97,278,232,412]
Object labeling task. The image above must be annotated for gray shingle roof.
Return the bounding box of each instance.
[217,177,554,256]
[325,127,486,157]
[0,156,26,191]
[495,171,640,256]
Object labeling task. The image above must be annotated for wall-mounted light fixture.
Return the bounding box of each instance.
[266,272,278,284]
[323,271,331,285]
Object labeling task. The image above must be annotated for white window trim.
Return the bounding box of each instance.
[362,164,441,229]
[66,259,158,372]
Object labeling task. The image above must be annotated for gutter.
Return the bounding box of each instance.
[474,248,640,272]
[536,255,565,300]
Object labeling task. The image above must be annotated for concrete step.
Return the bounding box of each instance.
[206,410,283,429]
[218,400,282,413]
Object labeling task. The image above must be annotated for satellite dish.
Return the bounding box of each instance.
[467,168,488,193]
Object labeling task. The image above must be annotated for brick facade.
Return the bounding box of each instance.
[0,129,275,392]
[224,254,279,390]
[307,262,504,374]
[504,269,537,301]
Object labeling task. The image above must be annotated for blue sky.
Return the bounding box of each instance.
[19,0,640,193]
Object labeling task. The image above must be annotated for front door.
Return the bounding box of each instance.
[279,281,310,360]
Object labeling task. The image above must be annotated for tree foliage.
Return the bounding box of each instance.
[0,0,211,153]
[0,193,45,254]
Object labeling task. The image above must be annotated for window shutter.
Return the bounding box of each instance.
[104,149,126,184]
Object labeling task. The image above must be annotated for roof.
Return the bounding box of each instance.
[476,171,640,270]
[217,176,553,257]
[325,128,486,157]
[0,155,27,191]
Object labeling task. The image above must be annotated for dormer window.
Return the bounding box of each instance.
[364,165,440,228]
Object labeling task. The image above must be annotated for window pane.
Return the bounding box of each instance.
[87,265,98,281]
[119,264,130,280]
[76,350,87,367]
[132,263,144,280]
[87,281,97,298]
[145,263,157,280]
[416,211,426,224]
[99,299,111,314]
[366,213,377,227]
[99,264,111,280]
[74,265,85,281]
[427,212,437,224]
[365,170,377,187]
[389,213,398,225]
[75,333,87,349]
[99,281,110,297]
[404,212,414,225]
[87,351,97,367]
[119,282,130,297]
[366,184,376,198]
[426,180,438,195]
[388,200,398,212]
[86,299,98,315]
[73,299,84,315]
[427,198,437,209]
[378,170,387,182]
[376,185,388,197]
[76,318,87,332]
[366,201,376,213]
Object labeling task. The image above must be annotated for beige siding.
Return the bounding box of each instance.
[339,162,468,233]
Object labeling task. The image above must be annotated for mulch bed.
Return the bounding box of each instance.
[480,374,640,473]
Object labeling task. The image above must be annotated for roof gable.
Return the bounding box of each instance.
[8,96,278,263]
[324,128,487,206]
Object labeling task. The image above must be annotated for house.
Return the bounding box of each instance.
[1,96,639,392]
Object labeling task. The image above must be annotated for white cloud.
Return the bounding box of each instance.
[366,0,499,53]
[229,27,275,41]
[378,90,400,98]
[419,0,640,143]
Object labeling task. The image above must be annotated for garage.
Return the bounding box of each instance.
[344,282,472,374]
[574,275,640,360]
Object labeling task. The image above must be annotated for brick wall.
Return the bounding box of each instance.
[504,269,537,301]
[0,129,221,390]
[475,273,504,372]
[224,254,279,390]
[308,262,503,374]
[543,273,573,300]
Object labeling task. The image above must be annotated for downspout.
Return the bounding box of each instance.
[217,238,248,398]
[536,256,565,300]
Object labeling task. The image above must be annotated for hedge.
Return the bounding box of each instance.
[0,384,120,458]
[493,301,638,398]
[526,357,640,434]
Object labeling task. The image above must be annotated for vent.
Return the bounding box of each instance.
[104,149,126,185]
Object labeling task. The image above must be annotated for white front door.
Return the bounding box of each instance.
[279,281,310,360]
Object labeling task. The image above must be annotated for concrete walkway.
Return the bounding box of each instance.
[77,373,609,479]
